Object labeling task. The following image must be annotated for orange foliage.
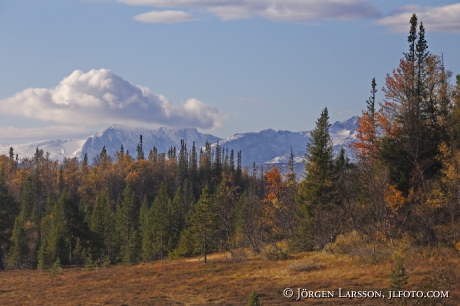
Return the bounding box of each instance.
[263,166,284,207]
[384,184,406,215]
[351,112,378,158]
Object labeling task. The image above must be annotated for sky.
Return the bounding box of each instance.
[0,0,459,143]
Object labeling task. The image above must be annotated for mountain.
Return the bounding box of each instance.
[0,124,221,163]
[80,124,221,162]
[215,116,359,166]
[0,117,359,168]
[0,139,87,162]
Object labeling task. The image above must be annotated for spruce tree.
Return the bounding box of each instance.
[295,108,338,249]
[116,184,139,265]
[190,186,218,263]
[297,107,335,213]
[9,176,39,268]
[151,187,167,259]
[140,195,153,262]
[91,192,115,262]
[247,290,261,306]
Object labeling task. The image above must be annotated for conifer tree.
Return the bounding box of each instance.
[116,184,139,265]
[151,186,168,259]
[296,108,338,249]
[140,195,153,262]
[91,192,115,262]
[190,186,218,263]
[297,107,335,213]
[9,176,39,268]
[352,78,379,159]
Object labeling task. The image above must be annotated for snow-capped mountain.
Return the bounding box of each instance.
[0,117,359,167]
[215,116,359,166]
[79,124,221,162]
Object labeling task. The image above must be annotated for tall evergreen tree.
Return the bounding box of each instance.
[151,186,168,259]
[116,184,139,265]
[90,192,115,262]
[190,186,218,263]
[9,176,39,268]
[139,195,153,262]
[295,108,339,249]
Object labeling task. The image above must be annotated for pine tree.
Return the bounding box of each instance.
[151,184,171,259]
[297,107,335,213]
[140,195,153,262]
[389,255,409,291]
[247,290,261,306]
[116,184,139,265]
[9,176,39,268]
[295,108,339,249]
[190,186,218,263]
[91,192,115,262]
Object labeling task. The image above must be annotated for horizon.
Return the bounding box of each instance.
[0,1,459,143]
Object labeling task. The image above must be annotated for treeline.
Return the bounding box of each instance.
[1,14,460,270]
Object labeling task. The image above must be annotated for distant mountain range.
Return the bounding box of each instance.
[0,117,360,174]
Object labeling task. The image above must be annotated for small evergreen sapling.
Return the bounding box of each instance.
[247,290,261,306]
[389,255,409,291]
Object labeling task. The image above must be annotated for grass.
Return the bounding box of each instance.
[0,248,459,305]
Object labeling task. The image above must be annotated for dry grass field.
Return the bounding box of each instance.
[1,247,459,305]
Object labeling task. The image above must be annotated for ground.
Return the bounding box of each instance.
[0,248,458,305]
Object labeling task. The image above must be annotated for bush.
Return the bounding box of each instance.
[49,258,63,277]
[286,261,324,272]
[262,245,288,261]
[329,230,390,263]
[85,256,95,271]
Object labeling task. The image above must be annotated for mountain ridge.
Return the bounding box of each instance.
[0,116,359,167]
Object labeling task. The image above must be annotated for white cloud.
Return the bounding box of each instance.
[0,126,92,140]
[0,69,224,130]
[114,0,382,22]
[133,10,197,23]
[375,3,460,33]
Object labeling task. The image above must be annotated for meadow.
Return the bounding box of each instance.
[1,245,458,306]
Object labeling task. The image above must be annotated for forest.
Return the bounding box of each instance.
[0,14,459,273]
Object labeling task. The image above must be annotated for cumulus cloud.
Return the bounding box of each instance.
[0,126,92,140]
[375,3,460,33]
[0,69,224,130]
[133,10,197,23]
[114,0,382,22]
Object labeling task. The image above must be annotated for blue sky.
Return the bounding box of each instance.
[0,0,459,143]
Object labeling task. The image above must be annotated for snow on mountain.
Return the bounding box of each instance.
[0,116,360,168]
[216,116,359,166]
[80,124,221,161]
[0,139,86,162]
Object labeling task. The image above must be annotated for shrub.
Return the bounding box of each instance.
[85,256,95,271]
[102,257,111,269]
[49,258,63,277]
[262,245,288,261]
